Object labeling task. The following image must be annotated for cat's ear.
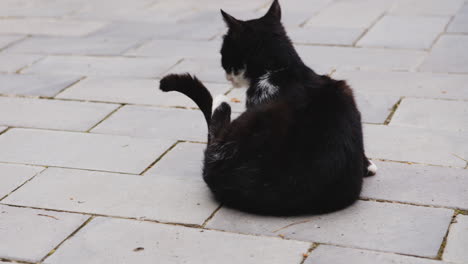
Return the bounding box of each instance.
[221,9,243,30]
[263,0,281,21]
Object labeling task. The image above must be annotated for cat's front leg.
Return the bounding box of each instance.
[364,155,377,177]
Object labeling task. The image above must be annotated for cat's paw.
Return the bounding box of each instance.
[366,160,378,176]
[212,94,229,113]
[159,73,194,92]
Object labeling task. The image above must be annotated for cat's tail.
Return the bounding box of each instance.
[159,73,213,126]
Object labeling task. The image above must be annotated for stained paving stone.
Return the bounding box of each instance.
[0,128,174,174]
[364,124,468,168]
[0,35,23,49]
[145,142,205,178]
[0,163,44,199]
[207,200,453,257]
[3,167,219,225]
[290,27,364,46]
[91,106,207,141]
[6,36,141,56]
[390,0,464,16]
[0,74,81,97]
[56,78,230,107]
[357,15,449,49]
[24,55,179,78]
[333,70,468,100]
[0,97,119,131]
[127,39,221,58]
[0,204,89,263]
[390,98,468,132]
[420,35,468,73]
[305,245,451,264]
[0,54,41,73]
[227,88,399,124]
[443,214,468,263]
[44,217,310,264]
[168,58,227,83]
[362,161,468,209]
[0,18,107,36]
[296,45,426,71]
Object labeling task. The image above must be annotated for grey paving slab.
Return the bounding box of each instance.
[333,70,468,100]
[420,35,468,73]
[289,27,364,46]
[296,45,426,71]
[6,36,141,56]
[390,0,464,16]
[390,98,468,132]
[145,142,205,178]
[443,214,468,263]
[3,167,219,225]
[362,161,468,209]
[44,217,310,264]
[306,0,391,28]
[24,55,179,78]
[207,201,453,257]
[127,39,221,58]
[0,97,119,131]
[0,126,6,133]
[0,74,81,97]
[257,0,333,26]
[305,245,451,264]
[0,18,107,36]
[56,78,231,107]
[0,35,23,49]
[0,54,41,73]
[0,128,174,174]
[91,106,207,141]
[364,124,468,168]
[448,14,468,33]
[227,88,399,124]
[0,163,44,199]
[0,0,83,17]
[168,58,227,83]
[0,204,89,262]
[357,15,449,49]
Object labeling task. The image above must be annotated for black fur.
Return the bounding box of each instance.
[159,0,375,216]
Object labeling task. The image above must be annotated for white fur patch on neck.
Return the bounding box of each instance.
[226,68,250,88]
[250,72,279,104]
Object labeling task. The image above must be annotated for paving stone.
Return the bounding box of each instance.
[257,0,333,26]
[390,0,465,16]
[44,217,310,264]
[24,55,179,78]
[127,39,221,58]
[0,128,174,174]
[3,168,219,225]
[145,142,205,178]
[357,15,449,49]
[296,45,426,71]
[227,88,399,123]
[333,70,468,100]
[448,14,468,33]
[443,214,468,263]
[390,98,468,132]
[305,245,451,264]
[289,27,364,46]
[0,204,89,262]
[168,58,227,83]
[306,0,391,28]
[364,125,468,168]
[0,18,107,36]
[0,163,44,199]
[420,35,468,73]
[0,35,23,49]
[0,97,119,131]
[91,106,207,141]
[6,36,141,56]
[0,74,80,97]
[56,78,230,107]
[0,0,83,17]
[0,54,41,73]
[207,200,453,257]
[362,161,468,209]
[0,127,6,133]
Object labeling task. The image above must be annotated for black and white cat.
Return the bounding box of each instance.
[159,0,377,216]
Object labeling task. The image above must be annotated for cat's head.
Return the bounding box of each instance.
[220,0,298,88]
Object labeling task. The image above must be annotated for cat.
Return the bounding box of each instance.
[159,0,377,216]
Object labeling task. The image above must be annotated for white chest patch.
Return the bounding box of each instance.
[250,72,279,105]
[226,68,250,88]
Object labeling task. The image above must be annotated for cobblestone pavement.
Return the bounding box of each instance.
[0,0,467,263]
